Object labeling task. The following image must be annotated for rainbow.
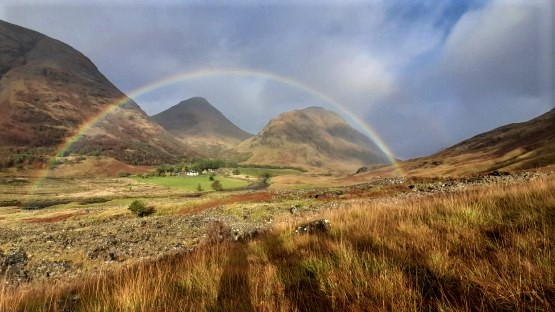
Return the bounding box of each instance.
[33,68,402,190]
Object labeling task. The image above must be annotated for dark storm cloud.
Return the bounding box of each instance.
[1,0,552,159]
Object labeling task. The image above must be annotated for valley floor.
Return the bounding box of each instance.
[0,171,554,311]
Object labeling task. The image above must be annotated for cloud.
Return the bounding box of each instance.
[368,0,554,158]
[431,0,553,133]
[439,0,546,101]
[297,48,396,110]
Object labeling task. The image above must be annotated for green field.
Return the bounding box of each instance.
[132,175,249,191]
[235,167,303,177]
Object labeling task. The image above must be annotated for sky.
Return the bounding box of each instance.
[1,0,553,159]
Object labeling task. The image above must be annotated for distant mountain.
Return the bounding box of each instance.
[0,20,193,166]
[361,107,555,177]
[233,107,390,172]
[420,107,555,173]
[152,97,252,156]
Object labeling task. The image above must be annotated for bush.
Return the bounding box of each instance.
[209,175,215,181]
[232,168,240,175]
[211,180,223,191]
[196,183,203,192]
[118,172,131,177]
[128,200,155,217]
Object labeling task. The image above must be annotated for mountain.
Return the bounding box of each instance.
[151,97,252,155]
[360,107,555,177]
[233,107,390,172]
[0,20,193,166]
[417,107,555,174]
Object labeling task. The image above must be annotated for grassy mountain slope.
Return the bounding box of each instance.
[0,20,193,166]
[352,107,555,178]
[151,97,252,156]
[234,107,390,172]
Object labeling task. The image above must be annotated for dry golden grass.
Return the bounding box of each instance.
[177,192,274,215]
[23,211,89,224]
[2,177,554,311]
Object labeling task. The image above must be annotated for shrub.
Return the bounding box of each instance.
[128,200,154,217]
[232,168,240,175]
[156,167,165,176]
[211,180,223,191]
[209,175,215,181]
[196,183,203,192]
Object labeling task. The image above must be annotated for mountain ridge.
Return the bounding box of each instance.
[0,19,194,166]
[357,107,555,177]
[151,97,252,156]
[233,107,390,172]
[2,19,553,174]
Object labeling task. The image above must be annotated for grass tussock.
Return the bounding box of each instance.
[1,178,554,311]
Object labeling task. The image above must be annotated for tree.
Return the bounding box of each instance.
[156,167,165,176]
[197,183,203,192]
[209,175,215,181]
[211,180,223,191]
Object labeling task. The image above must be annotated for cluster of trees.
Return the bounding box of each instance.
[195,180,223,192]
[155,159,236,176]
[152,160,306,177]
[0,147,53,169]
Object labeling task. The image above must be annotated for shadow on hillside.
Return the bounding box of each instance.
[264,233,333,312]
[212,242,254,312]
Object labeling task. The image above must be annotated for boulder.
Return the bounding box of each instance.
[355,167,369,174]
[295,219,331,235]
[0,248,30,283]
[488,170,510,177]
[1,248,28,268]
[289,206,298,214]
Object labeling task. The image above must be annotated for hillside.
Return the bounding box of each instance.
[438,108,554,162]
[411,107,555,174]
[151,97,252,156]
[0,20,193,166]
[233,107,390,172]
[357,107,555,178]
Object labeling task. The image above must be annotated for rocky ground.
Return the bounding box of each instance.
[0,170,551,287]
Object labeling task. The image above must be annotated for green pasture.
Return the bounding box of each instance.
[131,175,249,191]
